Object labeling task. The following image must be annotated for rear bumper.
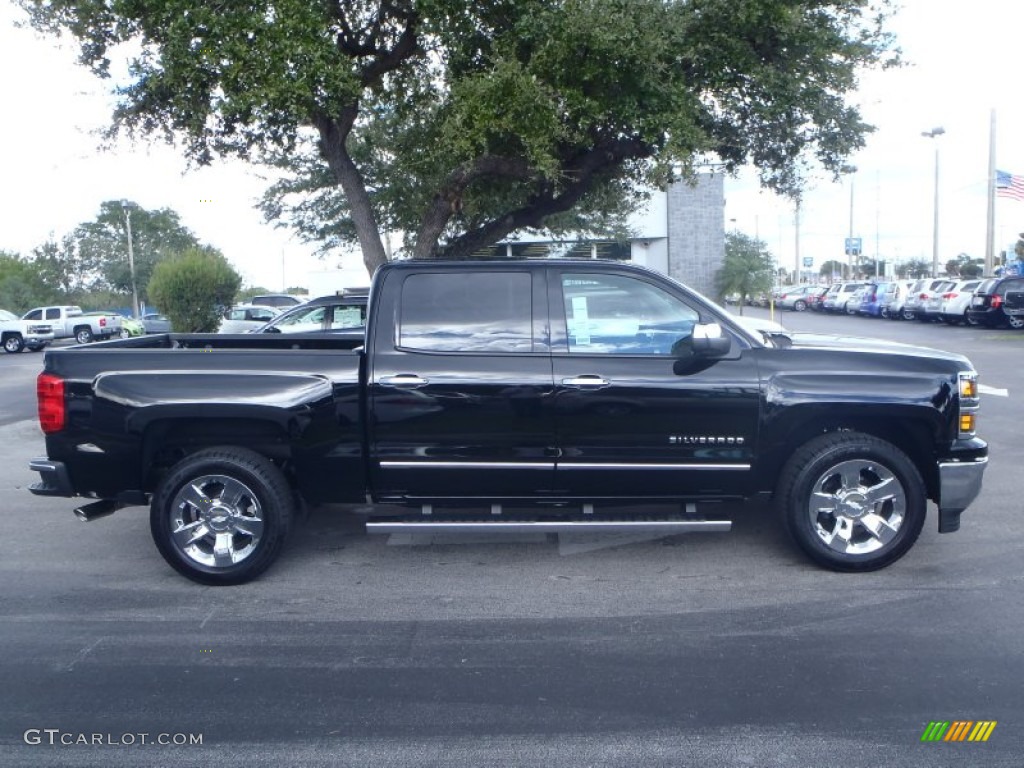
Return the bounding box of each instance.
[937,456,988,533]
[27,458,75,497]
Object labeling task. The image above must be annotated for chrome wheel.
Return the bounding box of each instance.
[3,334,23,353]
[168,475,264,568]
[778,431,925,571]
[151,447,293,585]
[807,459,905,556]
[1007,314,1024,330]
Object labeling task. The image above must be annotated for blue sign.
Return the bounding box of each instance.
[803,257,813,267]
[844,237,862,256]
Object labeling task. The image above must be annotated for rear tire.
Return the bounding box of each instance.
[776,431,926,572]
[150,447,294,585]
[1007,315,1024,330]
[794,300,807,312]
[74,327,94,344]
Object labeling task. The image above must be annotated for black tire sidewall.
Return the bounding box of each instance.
[150,448,293,585]
[780,434,926,571]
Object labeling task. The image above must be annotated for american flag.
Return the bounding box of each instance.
[996,170,1024,201]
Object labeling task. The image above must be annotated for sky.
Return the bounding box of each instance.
[2,0,1024,289]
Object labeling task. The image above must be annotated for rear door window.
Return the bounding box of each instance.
[399,272,533,353]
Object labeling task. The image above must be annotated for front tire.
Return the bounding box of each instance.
[776,432,926,572]
[3,334,24,353]
[1006,314,1024,330]
[150,447,294,585]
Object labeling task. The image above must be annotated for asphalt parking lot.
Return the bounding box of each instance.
[1,315,1023,767]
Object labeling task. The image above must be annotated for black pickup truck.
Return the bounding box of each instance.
[29,260,988,584]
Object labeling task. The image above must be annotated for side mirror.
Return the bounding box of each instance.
[691,322,731,358]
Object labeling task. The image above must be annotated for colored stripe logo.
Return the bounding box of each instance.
[921,721,996,742]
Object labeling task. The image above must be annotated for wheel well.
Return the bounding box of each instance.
[141,418,293,493]
[766,416,938,501]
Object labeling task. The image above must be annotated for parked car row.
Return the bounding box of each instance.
[771,275,1024,329]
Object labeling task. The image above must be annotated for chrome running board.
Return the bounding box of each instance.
[366,519,731,535]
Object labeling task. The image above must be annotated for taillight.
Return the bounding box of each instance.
[991,295,1003,309]
[942,292,956,300]
[37,373,65,433]
[99,317,107,327]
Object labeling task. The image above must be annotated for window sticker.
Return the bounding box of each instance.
[570,296,591,345]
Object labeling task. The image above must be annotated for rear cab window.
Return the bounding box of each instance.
[397,272,534,353]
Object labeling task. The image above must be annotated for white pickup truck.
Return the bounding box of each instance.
[0,309,55,353]
[21,305,123,344]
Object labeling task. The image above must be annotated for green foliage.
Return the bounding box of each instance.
[22,0,900,270]
[147,248,242,332]
[945,253,983,278]
[31,235,99,297]
[235,286,274,304]
[819,260,849,279]
[0,251,58,312]
[899,259,932,279]
[75,201,203,302]
[25,201,205,303]
[717,231,775,309]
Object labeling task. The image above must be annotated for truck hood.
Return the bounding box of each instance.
[780,332,972,366]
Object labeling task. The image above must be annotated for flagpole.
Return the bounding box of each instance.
[985,108,997,276]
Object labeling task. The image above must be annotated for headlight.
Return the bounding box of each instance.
[958,372,979,438]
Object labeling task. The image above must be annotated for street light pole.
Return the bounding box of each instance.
[921,127,945,278]
[123,203,140,319]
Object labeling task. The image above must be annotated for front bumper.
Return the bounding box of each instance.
[937,457,989,533]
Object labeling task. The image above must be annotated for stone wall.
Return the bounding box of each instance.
[666,174,725,297]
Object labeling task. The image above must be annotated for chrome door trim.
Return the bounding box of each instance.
[380,461,555,469]
[558,462,751,471]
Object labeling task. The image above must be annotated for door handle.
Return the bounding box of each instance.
[379,374,428,388]
[561,375,609,388]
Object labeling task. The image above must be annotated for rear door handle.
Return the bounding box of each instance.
[561,375,609,388]
[379,374,428,388]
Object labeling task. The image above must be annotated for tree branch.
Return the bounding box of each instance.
[435,137,653,260]
[412,155,537,258]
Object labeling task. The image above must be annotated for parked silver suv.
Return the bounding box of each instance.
[903,278,949,322]
[821,282,867,313]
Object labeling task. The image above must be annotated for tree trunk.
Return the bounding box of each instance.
[315,110,388,276]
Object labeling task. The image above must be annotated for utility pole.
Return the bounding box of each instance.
[921,127,945,278]
[985,109,996,276]
[794,201,801,282]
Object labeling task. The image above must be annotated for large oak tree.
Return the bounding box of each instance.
[23,0,898,275]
